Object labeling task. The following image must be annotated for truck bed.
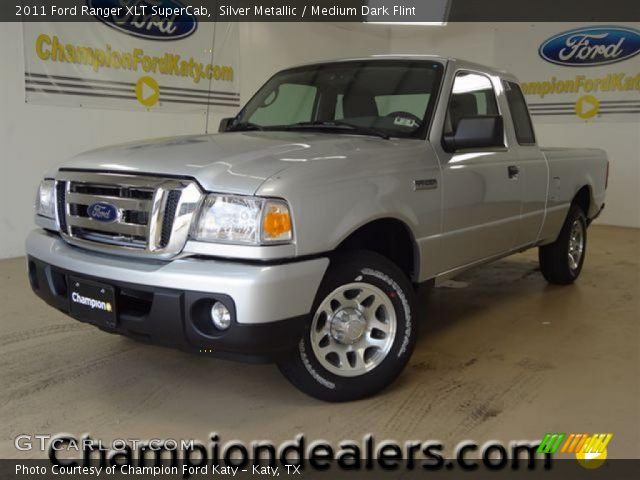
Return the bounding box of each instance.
[541,146,608,221]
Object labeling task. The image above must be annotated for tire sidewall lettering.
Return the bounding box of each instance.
[299,339,336,390]
[360,268,412,358]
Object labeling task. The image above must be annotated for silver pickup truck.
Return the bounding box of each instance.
[27,56,607,401]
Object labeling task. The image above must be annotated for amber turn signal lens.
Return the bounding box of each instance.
[262,202,292,241]
[264,211,291,237]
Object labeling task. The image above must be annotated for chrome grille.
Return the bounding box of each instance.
[56,171,203,258]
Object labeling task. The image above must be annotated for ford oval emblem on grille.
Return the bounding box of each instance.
[87,202,120,223]
[539,26,640,67]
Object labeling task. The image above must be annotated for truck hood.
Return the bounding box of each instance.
[60,131,392,195]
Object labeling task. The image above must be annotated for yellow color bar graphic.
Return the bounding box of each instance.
[581,434,613,454]
[560,433,613,454]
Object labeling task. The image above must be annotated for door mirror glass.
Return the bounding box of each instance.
[443,115,504,152]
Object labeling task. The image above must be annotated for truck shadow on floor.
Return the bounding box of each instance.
[414,254,566,339]
[126,254,576,406]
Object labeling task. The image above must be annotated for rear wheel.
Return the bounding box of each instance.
[539,205,587,284]
[277,251,417,402]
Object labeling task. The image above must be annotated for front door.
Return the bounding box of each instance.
[434,71,522,271]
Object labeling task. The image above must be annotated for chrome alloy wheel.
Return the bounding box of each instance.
[310,282,397,377]
[568,219,585,272]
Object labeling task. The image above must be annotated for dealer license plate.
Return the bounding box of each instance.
[68,277,117,329]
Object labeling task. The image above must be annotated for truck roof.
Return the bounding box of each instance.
[288,55,519,83]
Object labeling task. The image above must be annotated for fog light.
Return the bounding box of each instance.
[210,301,231,330]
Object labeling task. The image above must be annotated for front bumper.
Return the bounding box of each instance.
[26,229,329,362]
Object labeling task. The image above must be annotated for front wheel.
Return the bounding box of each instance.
[277,251,417,402]
[539,205,587,285]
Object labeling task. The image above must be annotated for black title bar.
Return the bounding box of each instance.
[5,0,640,22]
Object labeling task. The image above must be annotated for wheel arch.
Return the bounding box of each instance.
[332,217,420,283]
[572,184,593,219]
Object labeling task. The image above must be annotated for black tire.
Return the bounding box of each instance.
[539,205,587,285]
[277,251,417,402]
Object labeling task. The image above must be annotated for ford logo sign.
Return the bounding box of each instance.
[87,202,120,223]
[86,0,198,41]
[539,26,640,67]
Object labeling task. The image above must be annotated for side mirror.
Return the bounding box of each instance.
[443,116,504,152]
[218,117,233,133]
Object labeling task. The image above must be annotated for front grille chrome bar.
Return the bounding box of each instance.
[66,192,152,212]
[67,214,148,237]
[55,171,203,259]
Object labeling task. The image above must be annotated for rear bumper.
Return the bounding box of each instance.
[26,229,329,362]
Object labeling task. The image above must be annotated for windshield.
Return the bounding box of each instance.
[232,60,444,139]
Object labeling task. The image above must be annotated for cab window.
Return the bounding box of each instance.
[444,72,498,135]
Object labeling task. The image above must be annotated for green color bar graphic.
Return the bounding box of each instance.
[537,433,566,454]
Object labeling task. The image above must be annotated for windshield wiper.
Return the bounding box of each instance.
[283,121,390,140]
[226,122,264,132]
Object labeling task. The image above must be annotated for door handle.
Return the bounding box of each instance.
[508,165,520,180]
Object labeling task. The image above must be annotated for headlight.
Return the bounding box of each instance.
[35,179,56,219]
[192,195,293,245]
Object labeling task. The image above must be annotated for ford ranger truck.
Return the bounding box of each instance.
[27,57,608,401]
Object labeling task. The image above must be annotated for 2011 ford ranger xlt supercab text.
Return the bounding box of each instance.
[27,56,608,401]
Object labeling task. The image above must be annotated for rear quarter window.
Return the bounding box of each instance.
[504,81,536,145]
